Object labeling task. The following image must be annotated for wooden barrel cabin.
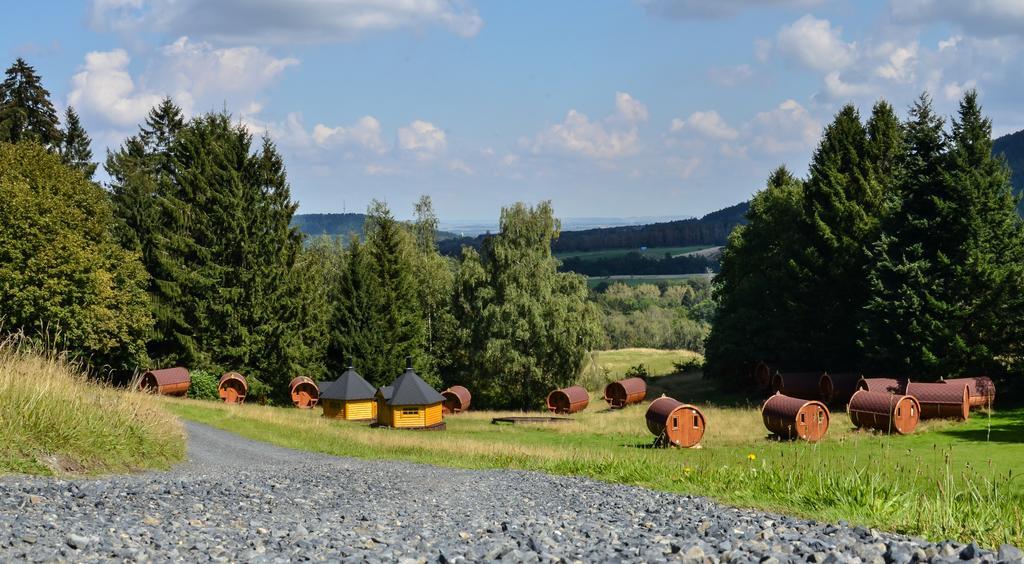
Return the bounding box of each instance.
[761,393,830,442]
[848,390,921,435]
[941,376,995,409]
[603,377,646,409]
[818,372,861,405]
[857,377,908,394]
[375,359,446,430]
[645,396,706,448]
[218,372,248,404]
[546,386,590,414]
[289,376,320,409]
[138,367,190,396]
[441,385,472,414]
[771,371,823,400]
[321,364,377,421]
[905,382,970,421]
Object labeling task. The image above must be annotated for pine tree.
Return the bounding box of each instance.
[58,106,97,178]
[329,235,378,377]
[0,58,61,147]
[704,167,809,380]
[795,104,883,370]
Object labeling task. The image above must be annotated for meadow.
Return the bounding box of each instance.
[0,338,185,476]
[165,367,1024,548]
[586,273,713,288]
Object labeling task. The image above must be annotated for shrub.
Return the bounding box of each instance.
[624,363,650,379]
[186,370,218,401]
[674,357,705,373]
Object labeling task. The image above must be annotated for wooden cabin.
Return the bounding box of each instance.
[761,393,830,442]
[771,371,824,400]
[218,372,247,404]
[375,359,445,430]
[603,377,646,408]
[139,367,191,396]
[818,372,862,405]
[848,389,921,435]
[941,376,995,409]
[645,396,705,448]
[905,382,970,421]
[441,385,472,414]
[289,376,320,409]
[546,386,590,414]
[320,364,377,421]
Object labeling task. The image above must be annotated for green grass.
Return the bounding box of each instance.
[166,378,1024,548]
[0,338,186,476]
[586,273,713,288]
[578,348,702,391]
[557,245,711,261]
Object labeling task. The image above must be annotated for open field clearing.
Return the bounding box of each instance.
[164,379,1024,548]
[0,342,185,476]
[555,245,713,261]
[579,348,703,390]
[587,273,714,288]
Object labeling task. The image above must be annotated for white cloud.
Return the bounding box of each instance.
[67,49,165,128]
[891,0,1024,38]
[68,37,297,131]
[776,15,856,72]
[823,71,875,99]
[614,91,649,123]
[398,120,447,159]
[669,110,739,140]
[89,0,483,43]
[365,163,400,176]
[666,156,701,179]
[639,0,822,19]
[874,41,919,82]
[943,79,978,101]
[448,159,473,174]
[312,116,387,153]
[532,109,640,160]
[749,99,821,153]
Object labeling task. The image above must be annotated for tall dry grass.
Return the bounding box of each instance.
[0,335,185,475]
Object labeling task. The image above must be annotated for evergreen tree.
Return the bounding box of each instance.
[329,235,378,378]
[704,167,809,379]
[58,106,96,178]
[0,58,61,147]
[864,100,905,198]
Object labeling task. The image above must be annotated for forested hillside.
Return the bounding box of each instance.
[993,128,1024,212]
[291,213,366,238]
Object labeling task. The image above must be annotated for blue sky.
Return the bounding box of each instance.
[4,1,1024,219]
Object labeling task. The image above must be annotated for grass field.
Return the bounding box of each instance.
[165,371,1024,548]
[556,245,712,261]
[0,339,185,476]
[578,348,703,391]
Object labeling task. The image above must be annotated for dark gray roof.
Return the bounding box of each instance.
[378,385,393,401]
[387,368,444,406]
[320,367,376,401]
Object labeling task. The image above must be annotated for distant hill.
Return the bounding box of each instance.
[291,213,366,238]
[993,129,1024,213]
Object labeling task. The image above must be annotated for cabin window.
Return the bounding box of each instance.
[896,407,901,417]
[799,413,806,423]
[817,411,824,423]
[671,417,678,430]
[911,407,916,417]
[402,408,419,416]
[693,415,700,429]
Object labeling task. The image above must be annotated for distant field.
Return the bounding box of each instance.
[586,273,713,288]
[578,348,702,391]
[556,245,712,261]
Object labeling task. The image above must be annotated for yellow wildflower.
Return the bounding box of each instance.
[747,453,757,461]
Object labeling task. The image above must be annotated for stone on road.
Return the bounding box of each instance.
[0,422,1018,562]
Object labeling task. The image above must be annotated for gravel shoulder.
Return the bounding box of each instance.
[1,421,1021,563]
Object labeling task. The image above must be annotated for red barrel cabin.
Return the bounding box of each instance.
[645,396,706,448]
[771,371,823,400]
[818,372,861,405]
[138,367,190,396]
[289,376,320,409]
[603,377,646,409]
[218,372,248,404]
[848,389,921,435]
[857,377,908,394]
[941,376,995,409]
[546,386,589,414]
[441,386,472,414]
[905,382,969,421]
[761,393,830,442]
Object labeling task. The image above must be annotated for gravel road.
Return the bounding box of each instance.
[1,422,1021,563]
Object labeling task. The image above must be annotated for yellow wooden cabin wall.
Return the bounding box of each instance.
[388,402,443,428]
[322,399,377,421]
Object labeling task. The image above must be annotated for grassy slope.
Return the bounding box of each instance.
[0,344,186,476]
[166,375,1024,547]
[579,349,702,391]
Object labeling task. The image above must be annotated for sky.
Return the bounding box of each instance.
[4,0,1024,220]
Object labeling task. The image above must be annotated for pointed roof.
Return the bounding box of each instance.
[320,364,376,401]
[387,359,444,406]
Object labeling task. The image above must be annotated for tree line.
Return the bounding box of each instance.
[706,92,1024,388]
[0,58,601,408]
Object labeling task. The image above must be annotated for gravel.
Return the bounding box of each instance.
[0,422,1020,563]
